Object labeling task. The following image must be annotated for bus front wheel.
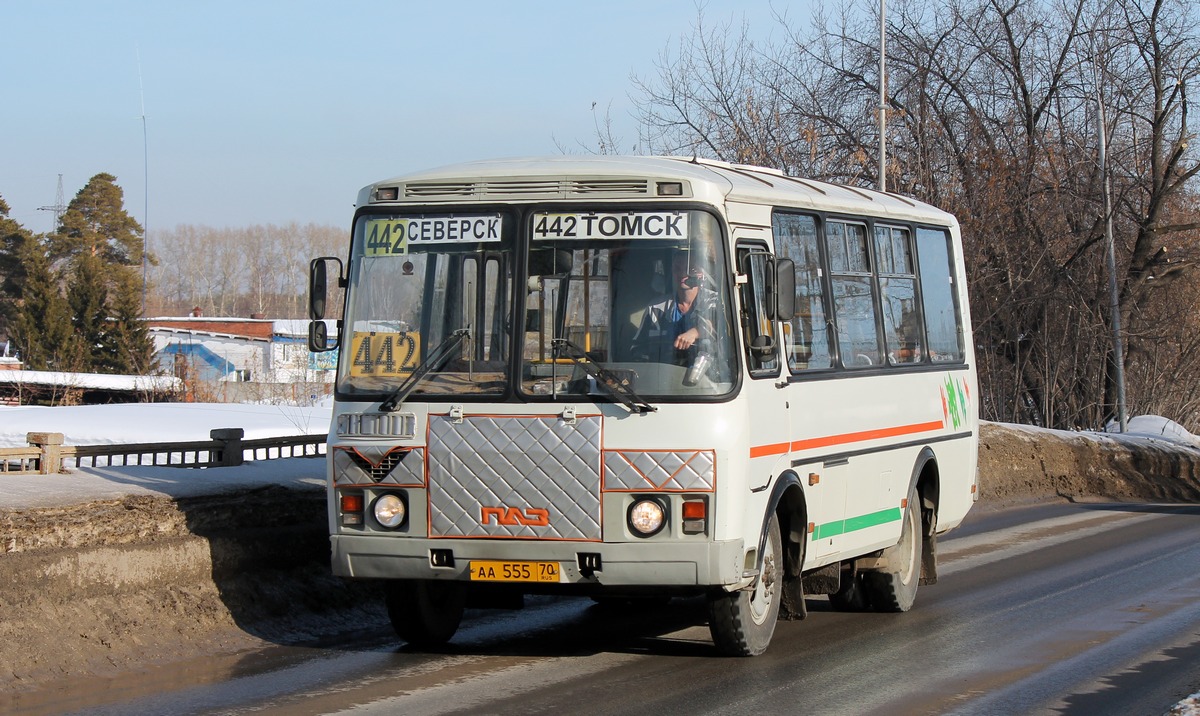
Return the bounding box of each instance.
[384,579,467,647]
[707,514,782,656]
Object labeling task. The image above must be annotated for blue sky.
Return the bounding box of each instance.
[1,1,801,234]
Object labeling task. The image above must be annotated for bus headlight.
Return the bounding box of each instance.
[372,493,408,529]
[628,498,666,537]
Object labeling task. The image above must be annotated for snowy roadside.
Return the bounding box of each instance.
[0,402,331,447]
[0,402,331,508]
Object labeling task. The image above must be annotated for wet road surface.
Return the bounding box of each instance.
[8,501,1200,715]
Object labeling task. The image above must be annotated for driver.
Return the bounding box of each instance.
[630,251,717,365]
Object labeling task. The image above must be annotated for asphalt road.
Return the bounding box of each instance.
[13,501,1200,716]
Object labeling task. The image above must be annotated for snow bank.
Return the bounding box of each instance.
[0,402,333,508]
[0,402,331,448]
[1105,415,1200,449]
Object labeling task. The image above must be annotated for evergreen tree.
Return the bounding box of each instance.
[51,173,144,266]
[9,232,82,371]
[0,196,30,330]
[102,270,155,374]
[52,174,155,374]
[66,252,110,365]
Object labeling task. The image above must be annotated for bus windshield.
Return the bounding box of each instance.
[338,212,514,398]
[337,208,736,403]
[521,209,736,399]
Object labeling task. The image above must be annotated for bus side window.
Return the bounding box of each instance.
[737,246,781,375]
[772,213,832,371]
[875,225,923,365]
[827,221,883,368]
[916,227,964,362]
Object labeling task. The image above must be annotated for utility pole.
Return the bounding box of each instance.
[1097,79,1128,432]
[878,0,887,193]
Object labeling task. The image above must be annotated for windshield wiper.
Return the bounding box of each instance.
[380,328,470,412]
[550,338,656,414]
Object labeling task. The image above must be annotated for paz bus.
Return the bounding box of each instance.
[307,156,978,656]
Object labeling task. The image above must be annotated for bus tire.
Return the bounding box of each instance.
[384,579,467,647]
[862,486,922,612]
[707,514,781,656]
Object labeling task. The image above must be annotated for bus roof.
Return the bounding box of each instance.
[357,156,957,227]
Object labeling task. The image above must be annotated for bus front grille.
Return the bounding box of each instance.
[427,415,602,540]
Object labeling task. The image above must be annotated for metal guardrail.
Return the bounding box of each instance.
[0,429,327,475]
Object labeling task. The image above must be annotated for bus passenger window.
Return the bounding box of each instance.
[875,225,923,365]
[772,213,831,371]
[827,221,882,368]
[916,227,964,362]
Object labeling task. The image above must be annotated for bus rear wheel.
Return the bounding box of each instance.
[707,514,781,656]
[861,486,922,612]
[384,579,467,647]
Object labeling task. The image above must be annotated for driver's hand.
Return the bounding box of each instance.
[674,328,700,350]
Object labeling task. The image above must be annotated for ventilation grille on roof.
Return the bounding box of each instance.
[402,178,651,199]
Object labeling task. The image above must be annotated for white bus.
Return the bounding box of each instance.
[308,156,978,656]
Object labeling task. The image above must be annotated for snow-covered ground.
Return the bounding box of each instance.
[1000,414,1200,451]
[0,401,331,447]
[0,402,332,509]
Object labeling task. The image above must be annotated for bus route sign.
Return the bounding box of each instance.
[364,215,502,256]
[532,212,687,240]
[348,331,420,377]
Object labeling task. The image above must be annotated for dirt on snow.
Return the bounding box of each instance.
[2,422,1200,692]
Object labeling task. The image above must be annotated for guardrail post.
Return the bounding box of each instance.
[27,432,65,475]
[210,428,245,467]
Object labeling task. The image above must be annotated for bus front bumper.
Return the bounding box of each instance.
[331,534,747,588]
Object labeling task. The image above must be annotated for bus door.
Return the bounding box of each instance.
[737,239,792,513]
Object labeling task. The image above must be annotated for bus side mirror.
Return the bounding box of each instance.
[309,258,328,319]
[308,320,330,352]
[768,258,796,321]
[309,256,344,352]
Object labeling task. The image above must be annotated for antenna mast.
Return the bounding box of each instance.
[138,44,149,314]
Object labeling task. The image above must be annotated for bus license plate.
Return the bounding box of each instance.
[469,560,560,583]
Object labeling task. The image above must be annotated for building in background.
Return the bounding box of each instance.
[146,315,338,405]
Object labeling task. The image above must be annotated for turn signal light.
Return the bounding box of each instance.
[341,492,364,526]
[682,499,706,534]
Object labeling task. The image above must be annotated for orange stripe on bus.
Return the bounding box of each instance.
[750,442,791,459]
[750,419,946,459]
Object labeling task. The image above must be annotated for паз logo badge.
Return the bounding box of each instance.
[481,506,550,527]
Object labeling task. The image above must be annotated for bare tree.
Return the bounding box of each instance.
[633,0,1200,429]
[147,223,347,319]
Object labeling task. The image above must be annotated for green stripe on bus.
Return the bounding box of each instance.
[813,507,903,540]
